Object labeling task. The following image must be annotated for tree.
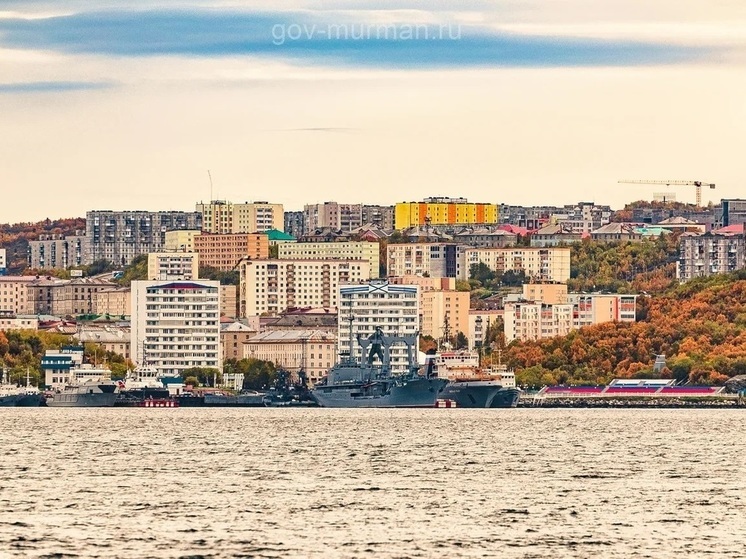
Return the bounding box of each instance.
[453,332,468,350]
[181,367,222,387]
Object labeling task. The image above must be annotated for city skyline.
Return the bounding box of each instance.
[2,1,745,222]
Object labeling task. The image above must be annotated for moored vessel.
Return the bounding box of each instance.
[430,351,520,408]
[311,326,447,408]
[45,365,119,407]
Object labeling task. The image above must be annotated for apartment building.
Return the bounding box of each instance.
[459,247,571,283]
[361,205,395,230]
[164,229,200,252]
[220,285,238,318]
[0,276,36,315]
[395,197,499,229]
[504,293,637,342]
[239,259,370,317]
[77,325,131,360]
[193,233,268,271]
[0,248,6,275]
[452,227,518,248]
[303,202,363,232]
[86,210,202,266]
[678,230,746,281]
[0,312,38,331]
[147,252,199,280]
[221,320,258,361]
[530,224,583,247]
[420,289,470,341]
[131,280,222,375]
[283,211,305,239]
[522,283,568,305]
[468,310,504,351]
[243,329,337,384]
[504,302,575,342]
[551,202,613,234]
[338,280,419,375]
[30,277,115,316]
[28,233,89,269]
[386,243,465,278]
[196,200,283,233]
[278,241,379,279]
[93,287,131,317]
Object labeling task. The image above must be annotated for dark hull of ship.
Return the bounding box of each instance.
[441,382,520,408]
[203,393,267,407]
[46,392,118,407]
[311,377,448,408]
[1,394,43,407]
[115,387,171,406]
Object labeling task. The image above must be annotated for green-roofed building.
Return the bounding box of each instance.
[266,229,297,244]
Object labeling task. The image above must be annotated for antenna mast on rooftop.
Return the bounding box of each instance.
[207,170,214,202]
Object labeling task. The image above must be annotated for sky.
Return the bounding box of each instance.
[1,0,745,222]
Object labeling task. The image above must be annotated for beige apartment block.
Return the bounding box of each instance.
[239,259,370,317]
[566,293,637,326]
[93,287,131,317]
[147,252,199,281]
[459,247,571,283]
[420,290,470,341]
[27,277,114,316]
[164,229,200,252]
[243,329,337,384]
[522,283,568,305]
[0,276,36,315]
[77,325,131,360]
[389,275,456,291]
[195,232,269,271]
[196,200,284,234]
[387,243,465,278]
[504,302,575,343]
[220,284,238,318]
[278,241,379,279]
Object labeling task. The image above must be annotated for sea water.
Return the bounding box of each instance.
[1,408,744,558]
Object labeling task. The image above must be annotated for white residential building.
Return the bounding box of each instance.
[147,252,200,281]
[131,280,222,377]
[239,259,369,317]
[459,247,571,283]
[278,241,380,279]
[338,280,419,374]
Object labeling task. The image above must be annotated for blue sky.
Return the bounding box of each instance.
[0,1,744,221]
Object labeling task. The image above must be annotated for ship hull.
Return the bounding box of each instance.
[16,394,43,407]
[46,392,118,407]
[441,382,520,408]
[203,393,266,407]
[0,395,20,407]
[311,377,448,408]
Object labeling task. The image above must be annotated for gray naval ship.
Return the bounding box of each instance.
[311,327,448,408]
[46,365,119,407]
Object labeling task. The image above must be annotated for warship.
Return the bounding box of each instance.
[311,325,447,408]
[45,365,119,407]
[429,350,520,408]
[0,368,42,407]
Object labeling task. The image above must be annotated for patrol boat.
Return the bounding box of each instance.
[45,365,119,407]
[311,326,447,408]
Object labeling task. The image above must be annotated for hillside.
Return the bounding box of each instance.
[506,271,746,387]
[0,218,86,274]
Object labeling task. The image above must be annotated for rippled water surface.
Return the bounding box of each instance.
[1,408,745,558]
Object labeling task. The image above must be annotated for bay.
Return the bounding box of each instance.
[1,408,744,558]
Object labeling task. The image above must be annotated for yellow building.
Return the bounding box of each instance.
[194,233,269,271]
[394,197,498,229]
[164,229,200,252]
[147,252,199,281]
[196,200,284,233]
[522,283,568,305]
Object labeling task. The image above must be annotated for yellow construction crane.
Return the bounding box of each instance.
[618,179,715,207]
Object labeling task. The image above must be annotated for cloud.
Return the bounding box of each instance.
[0,80,112,93]
[0,9,711,68]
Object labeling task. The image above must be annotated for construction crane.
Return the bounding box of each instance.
[618,179,715,207]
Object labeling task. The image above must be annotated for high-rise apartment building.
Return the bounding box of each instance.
[194,233,269,271]
[338,280,419,374]
[86,210,202,267]
[394,197,498,230]
[28,233,89,269]
[196,200,283,233]
[164,229,200,252]
[420,289,470,342]
[239,259,370,317]
[459,247,571,283]
[131,280,222,375]
[678,231,746,281]
[147,252,199,281]
[283,211,305,239]
[386,243,465,278]
[361,205,395,230]
[303,202,363,232]
[278,241,379,279]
